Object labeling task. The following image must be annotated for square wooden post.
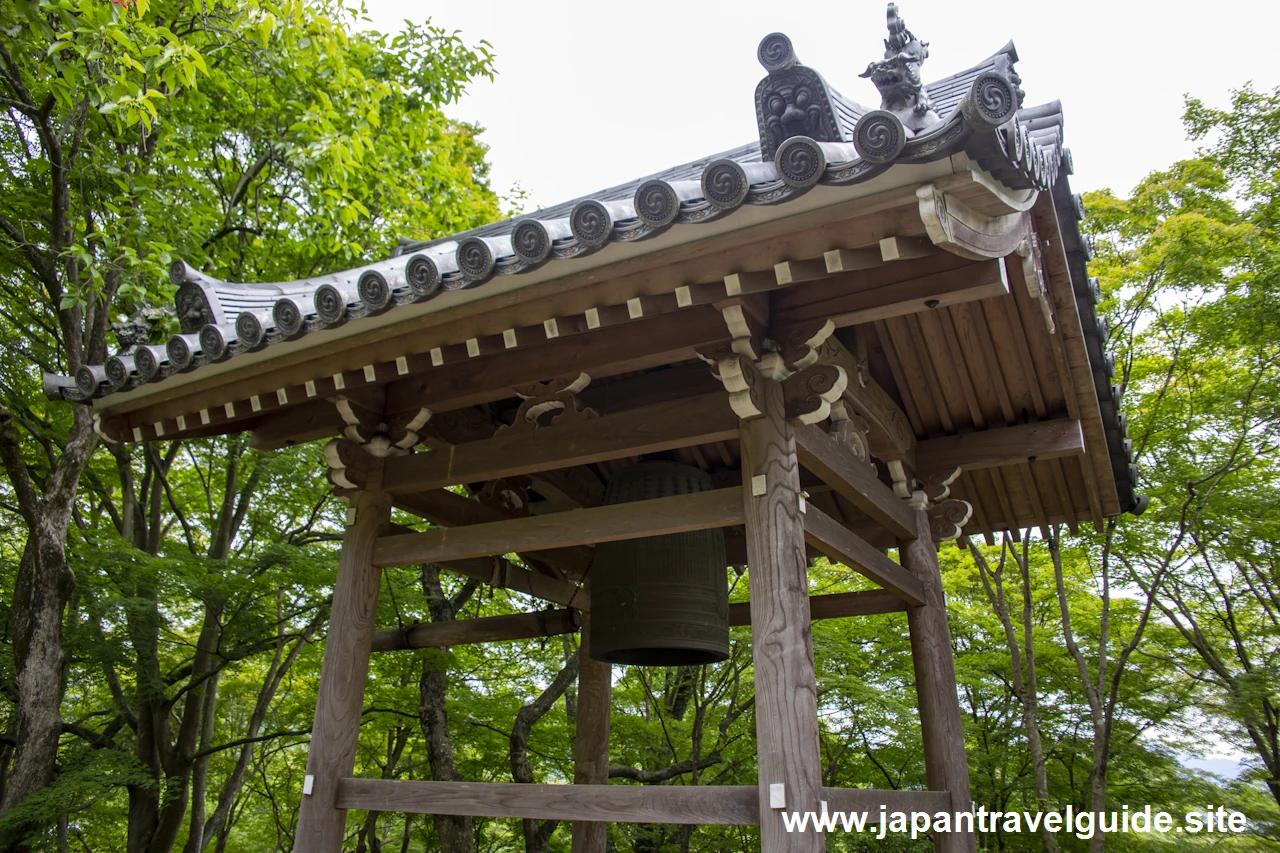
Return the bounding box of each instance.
[739,380,825,853]
[571,605,612,853]
[900,509,977,853]
[294,482,393,853]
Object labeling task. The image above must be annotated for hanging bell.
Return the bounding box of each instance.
[589,461,730,666]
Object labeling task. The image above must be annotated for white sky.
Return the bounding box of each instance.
[363,0,1280,213]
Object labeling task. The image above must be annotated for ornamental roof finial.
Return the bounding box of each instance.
[861,3,940,132]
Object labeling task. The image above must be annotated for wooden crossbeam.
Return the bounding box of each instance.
[914,419,1085,472]
[430,556,588,610]
[819,787,951,817]
[793,424,917,540]
[336,779,760,825]
[373,489,744,568]
[802,505,925,605]
[333,779,949,825]
[368,589,905,653]
[371,609,582,652]
[378,393,736,496]
[394,489,594,575]
[773,256,1007,329]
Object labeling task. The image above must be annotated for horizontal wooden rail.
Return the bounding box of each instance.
[794,424,917,540]
[819,787,952,817]
[335,779,760,825]
[370,589,906,652]
[802,506,924,605]
[915,419,1085,471]
[334,779,952,825]
[372,608,582,652]
[373,489,744,568]
[381,392,737,495]
[394,488,594,576]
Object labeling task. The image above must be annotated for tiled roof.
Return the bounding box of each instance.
[45,7,1135,513]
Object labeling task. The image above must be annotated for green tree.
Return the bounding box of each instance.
[1086,85,1280,812]
[0,0,498,847]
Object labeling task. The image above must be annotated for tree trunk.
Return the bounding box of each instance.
[0,407,96,852]
[511,652,580,853]
[417,565,474,853]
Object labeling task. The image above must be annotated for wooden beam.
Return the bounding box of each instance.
[572,600,611,853]
[793,424,917,541]
[294,487,392,853]
[373,489,744,568]
[730,589,906,624]
[914,419,1085,472]
[819,788,951,817]
[432,557,588,611]
[900,508,978,853]
[374,589,906,654]
[335,779,760,826]
[394,489,594,576]
[738,379,824,853]
[370,609,582,652]
[773,257,1008,329]
[800,506,925,606]
[378,393,737,496]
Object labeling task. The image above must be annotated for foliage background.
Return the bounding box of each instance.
[0,1,1277,851]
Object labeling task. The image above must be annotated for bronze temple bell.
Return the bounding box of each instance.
[589,461,730,666]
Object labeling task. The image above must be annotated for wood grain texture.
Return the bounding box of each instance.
[801,506,924,605]
[914,420,1085,472]
[394,489,593,578]
[373,489,744,568]
[435,557,587,610]
[774,258,1008,329]
[293,487,393,853]
[730,589,907,624]
[381,393,737,495]
[792,424,916,540]
[335,779,760,825]
[738,380,825,853]
[379,589,907,655]
[370,609,581,652]
[899,508,978,853]
[820,787,951,817]
[572,606,612,853]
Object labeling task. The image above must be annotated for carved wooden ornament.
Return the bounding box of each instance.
[498,372,598,434]
[927,499,974,541]
[921,465,962,503]
[717,353,767,420]
[782,363,848,425]
[332,397,431,458]
[779,318,836,372]
[1016,238,1055,333]
[324,438,371,490]
[917,183,1032,261]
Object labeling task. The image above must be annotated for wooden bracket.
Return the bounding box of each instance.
[782,363,848,426]
[927,499,974,541]
[813,337,916,468]
[777,318,836,372]
[715,353,767,420]
[497,372,598,434]
[917,183,1032,261]
[332,396,431,458]
[324,438,372,490]
[829,400,875,474]
[1016,238,1055,333]
[475,479,531,517]
[919,465,962,503]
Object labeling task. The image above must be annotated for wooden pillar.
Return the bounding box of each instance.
[294,480,393,853]
[739,380,824,853]
[571,605,611,853]
[900,509,977,853]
